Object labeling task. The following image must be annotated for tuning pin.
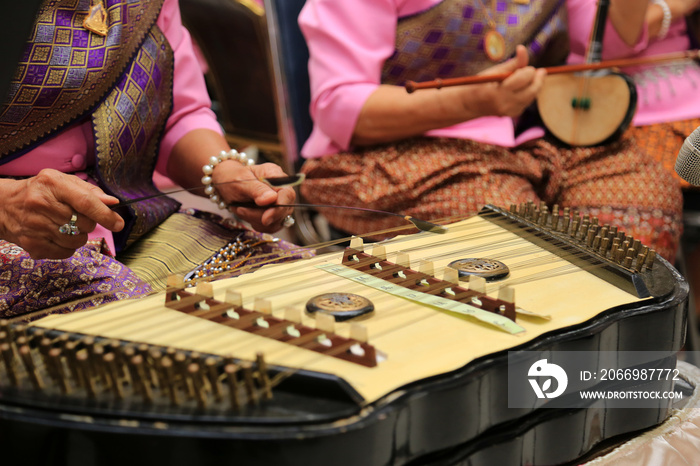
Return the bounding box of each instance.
[19,345,43,390]
[49,348,71,395]
[76,351,98,399]
[256,353,273,401]
[0,342,18,386]
[160,356,180,406]
[241,362,258,406]
[187,363,207,409]
[518,203,527,217]
[645,249,656,269]
[586,229,596,247]
[632,239,642,255]
[205,357,223,402]
[561,212,571,234]
[224,363,241,410]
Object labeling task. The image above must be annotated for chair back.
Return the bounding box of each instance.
[264,0,312,171]
[180,0,282,160]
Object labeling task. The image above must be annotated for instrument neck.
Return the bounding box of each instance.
[585,0,611,64]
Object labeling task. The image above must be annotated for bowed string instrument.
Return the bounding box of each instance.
[406,0,699,146]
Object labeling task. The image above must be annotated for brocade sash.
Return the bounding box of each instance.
[382,0,568,85]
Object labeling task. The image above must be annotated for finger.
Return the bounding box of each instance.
[260,187,296,226]
[70,212,97,236]
[55,177,125,232]
[22,234,83,260]
[260,206,294,228]
[501,66,537,92]
[215,161,278,205]
[513,44,530,67]
[54,213,90,245]
[481,44,529,76]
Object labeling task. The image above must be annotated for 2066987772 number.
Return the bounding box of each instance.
[599,368,680,381]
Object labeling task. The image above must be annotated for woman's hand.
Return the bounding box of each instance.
[211,160,295,233]
[471,45,547,118]
[0,169,125,259]
[667,0,700,18]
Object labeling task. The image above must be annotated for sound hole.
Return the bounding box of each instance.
[306,292,375,322]
[448,258,510,281]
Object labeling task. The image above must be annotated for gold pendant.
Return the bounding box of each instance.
[83,0,108,36]
[484,29,506,62]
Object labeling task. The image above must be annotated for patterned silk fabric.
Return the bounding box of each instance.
[93,26,180,251]
[0,0,164,161]
[0,239,150,319]
[301,134,683,262]
[382,0,568,85]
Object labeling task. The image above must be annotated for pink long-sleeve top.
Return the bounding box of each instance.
[566,0,700,126]
[298,0,545,159]
[0,0,222,252]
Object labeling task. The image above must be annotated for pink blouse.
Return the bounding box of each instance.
[298,0,545,159]
[566,0,700,126]
[0,0,222,251]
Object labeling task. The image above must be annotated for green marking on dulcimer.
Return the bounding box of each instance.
[317,263,526,335]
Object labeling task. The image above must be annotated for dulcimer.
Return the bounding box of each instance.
[0,203,688,466]
[405,50,700,146]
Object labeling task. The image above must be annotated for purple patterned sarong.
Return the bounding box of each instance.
[0,239,150,319]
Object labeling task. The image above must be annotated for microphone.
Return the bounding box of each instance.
[675,126,700,185]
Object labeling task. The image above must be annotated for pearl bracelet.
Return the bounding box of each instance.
[201,149,255,210]
[652,0,671,40]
